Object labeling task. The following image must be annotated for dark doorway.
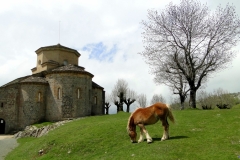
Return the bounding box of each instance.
[0,118,5,134]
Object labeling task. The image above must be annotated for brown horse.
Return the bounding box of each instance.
[127,102,175,143]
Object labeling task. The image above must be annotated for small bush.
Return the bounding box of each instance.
[201,105,213,110]
[216,104,231,109]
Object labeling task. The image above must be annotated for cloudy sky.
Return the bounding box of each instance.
[1,0,240,113]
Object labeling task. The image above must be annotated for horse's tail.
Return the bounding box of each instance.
[127,115,136,133]
[166,104,175,123]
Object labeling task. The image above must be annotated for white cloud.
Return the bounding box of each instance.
[1,0,240,113]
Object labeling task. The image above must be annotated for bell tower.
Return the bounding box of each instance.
[31,44,81,74]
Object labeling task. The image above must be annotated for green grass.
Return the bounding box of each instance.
[6,108,240,160]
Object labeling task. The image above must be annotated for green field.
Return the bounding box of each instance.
[6,106,240,160]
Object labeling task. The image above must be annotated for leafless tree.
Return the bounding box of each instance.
[140,0,240,108]
[104,94,111,114]
[137,94,147,107]
[112,79,128,96]
[111,79,128,112]
[124,89,137,112]
[155,68,189,109]
[111,79,136,112]
[151,94,166,104]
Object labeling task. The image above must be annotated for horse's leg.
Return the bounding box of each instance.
[138,124,152,143]
[161,119,169,141]
[137,127,144,143]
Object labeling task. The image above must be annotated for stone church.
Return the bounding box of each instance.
[0,44,105,134]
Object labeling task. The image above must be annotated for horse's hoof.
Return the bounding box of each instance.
[147,139,153,143]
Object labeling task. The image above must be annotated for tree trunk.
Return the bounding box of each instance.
[105,103,110,114]
[189,89,197,108]
[106,109,109,114]
[114,101,121,112]
[126,104,130,112]
[119,103,124,111]
[119,92,124,112]
[180,95,185,110]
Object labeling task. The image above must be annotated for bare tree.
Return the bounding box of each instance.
[156,68,189,110]
[111,79,128,112]
[111,79,136,112]
[137,94,147,107]
[140,0,240,108]
[113,79,128,95]
[105,94,111,114]
[151,94,166,104]
[157,67,190,109]
[124,89,137,112]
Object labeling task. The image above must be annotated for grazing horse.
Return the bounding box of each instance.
[127,102,175,143]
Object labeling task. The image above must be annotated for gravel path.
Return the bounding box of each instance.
[0,135,18,160]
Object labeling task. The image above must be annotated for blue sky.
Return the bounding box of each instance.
[0,0,240,113]
[82,42,117,62]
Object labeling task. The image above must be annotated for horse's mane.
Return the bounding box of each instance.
[126,107,142,133]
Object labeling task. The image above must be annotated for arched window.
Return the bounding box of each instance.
[94,96,97,105]
[77,88,81,99]
[63,60,68,66]
[58,88,61,99]
[0,102,3,108]
[38,92,41,102]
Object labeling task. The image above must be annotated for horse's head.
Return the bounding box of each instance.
[128,130,137,143]
[127,115,137,143]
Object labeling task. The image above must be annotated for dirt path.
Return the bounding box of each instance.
[0,135,18,160]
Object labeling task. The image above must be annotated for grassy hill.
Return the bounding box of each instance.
[6,106,240,160]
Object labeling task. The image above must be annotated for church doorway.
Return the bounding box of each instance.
[0,118,5,134]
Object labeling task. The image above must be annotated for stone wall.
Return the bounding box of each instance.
[18,83,47,130]
[45,72,93,121]
[91,88,104,115]
[0,85,19,133]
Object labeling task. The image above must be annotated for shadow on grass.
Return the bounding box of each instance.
[169,135,189,140]
[150,136,189,142]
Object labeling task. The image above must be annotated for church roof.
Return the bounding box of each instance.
[92,81,104,89]
[21,76,48,84]
[35,43,80,57]
[1,64,95,88]
[1,76,30,87]
[52,64,85,71]
[0,75,48,87]
[49,64,94,77]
